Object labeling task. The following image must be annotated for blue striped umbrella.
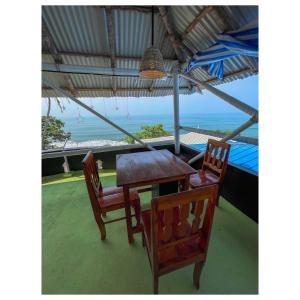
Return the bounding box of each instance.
[186,19,258,79]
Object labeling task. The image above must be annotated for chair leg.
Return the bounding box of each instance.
[216,187,222,207]
[193,261,204,290]
[153,273,159,294]
[142,231,146,247]
[96,218,106,240]
[191,201,196,214]
[133,202,141,226]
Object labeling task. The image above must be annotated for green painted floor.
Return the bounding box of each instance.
[42,170,258,294]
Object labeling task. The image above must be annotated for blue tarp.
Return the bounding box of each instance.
[186,20,258,79]
[190,141,258,174]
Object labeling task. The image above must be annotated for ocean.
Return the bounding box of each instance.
[61,113,258,143]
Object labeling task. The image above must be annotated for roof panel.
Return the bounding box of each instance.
[114,9,150,57]
[42,5,258,98]
[60,55,111,68]
[42,6,109,54]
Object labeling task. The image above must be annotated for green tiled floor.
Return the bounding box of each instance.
[42,170,258,294]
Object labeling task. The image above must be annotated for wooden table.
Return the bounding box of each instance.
[116,149,197,243]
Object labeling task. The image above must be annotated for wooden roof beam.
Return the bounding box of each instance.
[213,6,258,72]
[43,63,253,84]
[42,86,193,93]
[180,6,214,41]
[193,68,255,93]
[176,6,221,78]
[42,21,78,96]
[63,75,78,97]
[175,6,214,76]
[159,6,213,59]
[158,6,188,63]
[42,63,173,77]
[42,50,177,63]
[42,21,62,65]
[205,68,255,84]
[158,6,193,91]
[43,68,254,95]
[161,6,214,57]
[98,6,159,14]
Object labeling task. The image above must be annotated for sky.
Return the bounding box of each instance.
[42,74,258,118]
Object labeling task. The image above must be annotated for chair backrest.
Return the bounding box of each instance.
[151,185,218,269]
[202,139,231,182]
[82,151,103,218]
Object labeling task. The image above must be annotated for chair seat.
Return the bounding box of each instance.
[190,170,220,189]
[98,190,139,212]
[141,210,205,270]
[102,185,123,196]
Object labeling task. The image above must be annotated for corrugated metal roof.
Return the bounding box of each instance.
[42,5,258,98]
[62,55,111,68]
[42,6,110,55]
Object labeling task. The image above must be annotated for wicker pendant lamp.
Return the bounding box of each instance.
[139,7,166,79]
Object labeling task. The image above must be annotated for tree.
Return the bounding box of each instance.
[212,129,233,135]
[124,124,171,144]
[42,116,71,149]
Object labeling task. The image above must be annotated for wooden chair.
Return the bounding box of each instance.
[190,139,230,206]
[82,151,141,240]
[141,184,219,294]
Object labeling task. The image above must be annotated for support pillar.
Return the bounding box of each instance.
[173,68,180,155]
[63,156,70,173]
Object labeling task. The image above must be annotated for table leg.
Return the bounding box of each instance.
[123,186,134,244]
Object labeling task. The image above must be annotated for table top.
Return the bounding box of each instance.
[116,149,197,187]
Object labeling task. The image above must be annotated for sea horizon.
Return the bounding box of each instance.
[57,112,258,143]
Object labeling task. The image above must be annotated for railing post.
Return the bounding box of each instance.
[63,156,70,173]
[62,136,70,173]
[173,67,180,155]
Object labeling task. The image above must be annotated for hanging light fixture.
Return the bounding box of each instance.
[139,6,166,79]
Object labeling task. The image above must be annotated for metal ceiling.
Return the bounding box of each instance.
[42,5,258,98]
